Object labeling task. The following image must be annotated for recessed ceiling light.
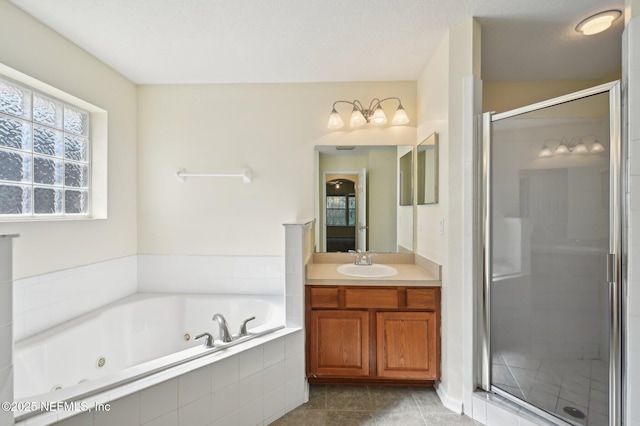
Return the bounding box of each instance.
[576,10,622,35]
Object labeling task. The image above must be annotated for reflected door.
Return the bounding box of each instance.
[484,83,621,426]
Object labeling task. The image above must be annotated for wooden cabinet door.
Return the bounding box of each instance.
[309,310,369,377]
[376,311,439,380]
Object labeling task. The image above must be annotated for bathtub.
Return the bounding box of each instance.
[13,292,286,421]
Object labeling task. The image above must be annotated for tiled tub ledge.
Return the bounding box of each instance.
[16,328,306,426]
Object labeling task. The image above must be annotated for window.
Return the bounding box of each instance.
[326,195,356,226]
[0,77,90,216]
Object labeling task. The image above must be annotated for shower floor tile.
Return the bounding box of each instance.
[493,352,609,426]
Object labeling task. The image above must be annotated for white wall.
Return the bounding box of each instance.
[415,19,481,409]
[0,1,138,280]
[624,6,640,425]
[136,82,416,256]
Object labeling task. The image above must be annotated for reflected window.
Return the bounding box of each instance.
[326,195,356,226]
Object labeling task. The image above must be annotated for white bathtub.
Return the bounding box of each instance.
[13,292,285,415]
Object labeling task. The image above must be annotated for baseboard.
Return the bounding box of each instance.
[435,382,464,414]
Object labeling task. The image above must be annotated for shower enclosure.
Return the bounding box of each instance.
[480,82,622,426]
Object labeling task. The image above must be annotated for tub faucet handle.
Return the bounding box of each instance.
[239,316,256,337]
[195,332,214,348]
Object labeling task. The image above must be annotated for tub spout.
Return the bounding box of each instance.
[195,332,214,348]
[238,316,256,337]
[212,313,233,343]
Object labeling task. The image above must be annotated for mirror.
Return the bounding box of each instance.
[417,132,439,205]
[315,145,413,253]
[399,150,413,206]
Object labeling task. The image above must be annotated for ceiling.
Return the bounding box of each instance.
[9,0,624,84]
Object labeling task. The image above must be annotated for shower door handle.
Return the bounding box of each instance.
[606,253,616,283]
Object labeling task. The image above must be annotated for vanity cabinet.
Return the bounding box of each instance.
[306,285,441,384]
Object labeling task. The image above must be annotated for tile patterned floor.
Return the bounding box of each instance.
[270,385,481,426]
[493,352,609,426]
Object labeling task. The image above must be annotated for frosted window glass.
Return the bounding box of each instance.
[64,162,88,188]
[0,80,31,120]
[33,94,63,129]
[34,156,63,186]
[0,75,92,217]
[64,190,88,214]
[0,184,31,214]
[0,114,32,151]
[64,106,88,136]
[34,187,62,214]
[34,125,63,156]
[64,135,88,162]
[0,149,31,183]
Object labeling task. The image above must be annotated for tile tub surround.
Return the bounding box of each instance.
[137,254,286,295]
[13,254,287,341]
[16,329,306,426]
[273,385,481,425]
[13,255,138,341]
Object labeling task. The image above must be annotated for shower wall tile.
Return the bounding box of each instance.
[13,255,137,341]
[137,254,284,295]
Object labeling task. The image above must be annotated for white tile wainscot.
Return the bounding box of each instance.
[16,328,305,426]
[137,255,285,296]
[12,256,137,341]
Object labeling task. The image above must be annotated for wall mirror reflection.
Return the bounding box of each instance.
[315,145,413,253]
[399,150,413,206]
[417,132,439,205]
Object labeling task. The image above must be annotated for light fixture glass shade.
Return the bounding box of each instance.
[576,10,621,35]
[327,108,344,130]
[574,141,588,153]
[371,106,387,126]
[350,108,367,128]
[555,143,569,155]
[539,144,552,158]
[392,105,410,125]
[592,140,605,152]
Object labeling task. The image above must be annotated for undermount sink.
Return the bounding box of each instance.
[337,263,398,278]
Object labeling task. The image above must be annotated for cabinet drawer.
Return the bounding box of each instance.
[345,288,398,309]
[310,287,339,308]
[406,288,437,310]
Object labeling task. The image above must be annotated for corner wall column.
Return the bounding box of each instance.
[0,234,19,426]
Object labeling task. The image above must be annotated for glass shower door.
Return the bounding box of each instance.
[485,83,621,426]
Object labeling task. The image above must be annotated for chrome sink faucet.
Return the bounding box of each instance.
[348,249,377,265]
[212,313,233,343]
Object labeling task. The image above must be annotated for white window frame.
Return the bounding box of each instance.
[0,63,107,221]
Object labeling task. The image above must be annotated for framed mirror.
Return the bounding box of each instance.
[417,132,439,205]
[315,145,413,253]
[399,150,413,206]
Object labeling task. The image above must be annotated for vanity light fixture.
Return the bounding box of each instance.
[576,10,621,36]
[327,97,409,130]
[538,136,605,158]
